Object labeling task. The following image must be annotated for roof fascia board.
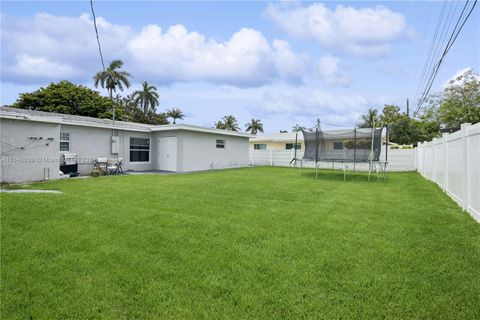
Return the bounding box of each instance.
[151,125,253,138]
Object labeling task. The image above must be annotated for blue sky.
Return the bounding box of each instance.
[1,1,479,131]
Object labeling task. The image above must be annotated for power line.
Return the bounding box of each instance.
[414,0,477,116]
[413,0,458,106]
[413,0,477,117]
[415,2,461,107]
[414,1,448,102]
[90,0,105,71]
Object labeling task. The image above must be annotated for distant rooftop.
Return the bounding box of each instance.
[251,128,385,142]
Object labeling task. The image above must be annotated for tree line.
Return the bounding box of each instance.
[8,58,477,140]
[9,58,265,133]
[357,69,479,145]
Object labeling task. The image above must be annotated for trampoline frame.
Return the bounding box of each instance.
[296,121,389,181]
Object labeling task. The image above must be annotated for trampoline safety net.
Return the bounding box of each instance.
[302,127,384,162]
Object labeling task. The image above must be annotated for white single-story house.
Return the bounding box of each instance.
[1,107,252,183]
[250,132,304,151]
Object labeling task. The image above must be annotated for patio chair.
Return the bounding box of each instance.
[107,158,124,175]
[94,157,109,175]
[117,158,124,174]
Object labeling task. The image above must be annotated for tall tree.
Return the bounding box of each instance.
[380,105,401,125]
[94,59,132,121]
[358,108,380,128]
[245,119,264,134]
[292,124,306,132]
[216,115,240,131]
[115,93,169,125]
[133,82,159,117]
[166,107,185,124]
[424,69,480,129]
[11,81,122,119]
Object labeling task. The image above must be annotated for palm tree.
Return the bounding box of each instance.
[245,119,264,134]
[292,124,306,133]
[216,115,240,131]
[133,82,159,116]
[358,108,380,128]
[166,107,185,124]
[215,120,226,130]
[94,59,132,121]
[94,60,132,100]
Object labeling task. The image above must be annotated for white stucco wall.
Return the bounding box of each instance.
[1,118,60,183]
[60,124,154,175]
[1,116,250,181]
[179,131,249,172]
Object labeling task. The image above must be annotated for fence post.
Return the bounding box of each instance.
[414,146,417,171]
[442,132,448,192]
[270,150,273,166]
[422,141,427,177]
[416,142,421,172]
[461,123,471,211]
[432,138,437,182]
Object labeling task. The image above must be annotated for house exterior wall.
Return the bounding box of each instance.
[1,118,60,183]
[1,116,250,182]
[249,141,304,151]
[60,124,153,175]
[179,131,249,172]
[249,140,349,151]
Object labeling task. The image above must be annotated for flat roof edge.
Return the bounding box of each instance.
[151,125,253,138]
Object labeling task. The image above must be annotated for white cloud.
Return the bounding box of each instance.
[265,2,409,56]
[4,54,80,81]
[442,67,479,89]
[127,24,307,86]
[1,13,306,86]
[260,87,369,125]
[315,54,348,85]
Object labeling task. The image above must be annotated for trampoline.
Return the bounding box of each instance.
[296,121,388,181]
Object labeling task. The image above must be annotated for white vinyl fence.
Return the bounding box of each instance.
[250,148,416,171]
[416,123,480,222]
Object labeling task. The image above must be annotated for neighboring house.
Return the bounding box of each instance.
[250,129,387,151]
[250,132,303,151]
[1,107,252,183]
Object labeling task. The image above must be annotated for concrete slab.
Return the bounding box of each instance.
[0,189,62,194]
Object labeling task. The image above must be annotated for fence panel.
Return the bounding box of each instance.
[434,139,444,186]
[416,123,480,222]
[250,147,416,171]
[466,125,480,219]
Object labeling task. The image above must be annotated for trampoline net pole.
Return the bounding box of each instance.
[299,119,384,181]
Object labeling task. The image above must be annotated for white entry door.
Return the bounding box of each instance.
[158,137,177,171]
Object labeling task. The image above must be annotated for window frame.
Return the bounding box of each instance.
[129,137,151,163]
[60,132,70,152]
[254,143,267,150]
[285,143,301,150]
[216,139,226,149]
[333,141,344,150]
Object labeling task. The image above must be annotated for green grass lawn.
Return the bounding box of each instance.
[1,167,479,319]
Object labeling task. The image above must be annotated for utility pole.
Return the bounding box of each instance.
[406,98,410,118]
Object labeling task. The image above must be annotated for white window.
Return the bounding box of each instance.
[285,143,301,150]
[130,137,150,162]
[333,141,344,150]
[216,139,225,149]
[60,132,70,151]
[254,143,267,150]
